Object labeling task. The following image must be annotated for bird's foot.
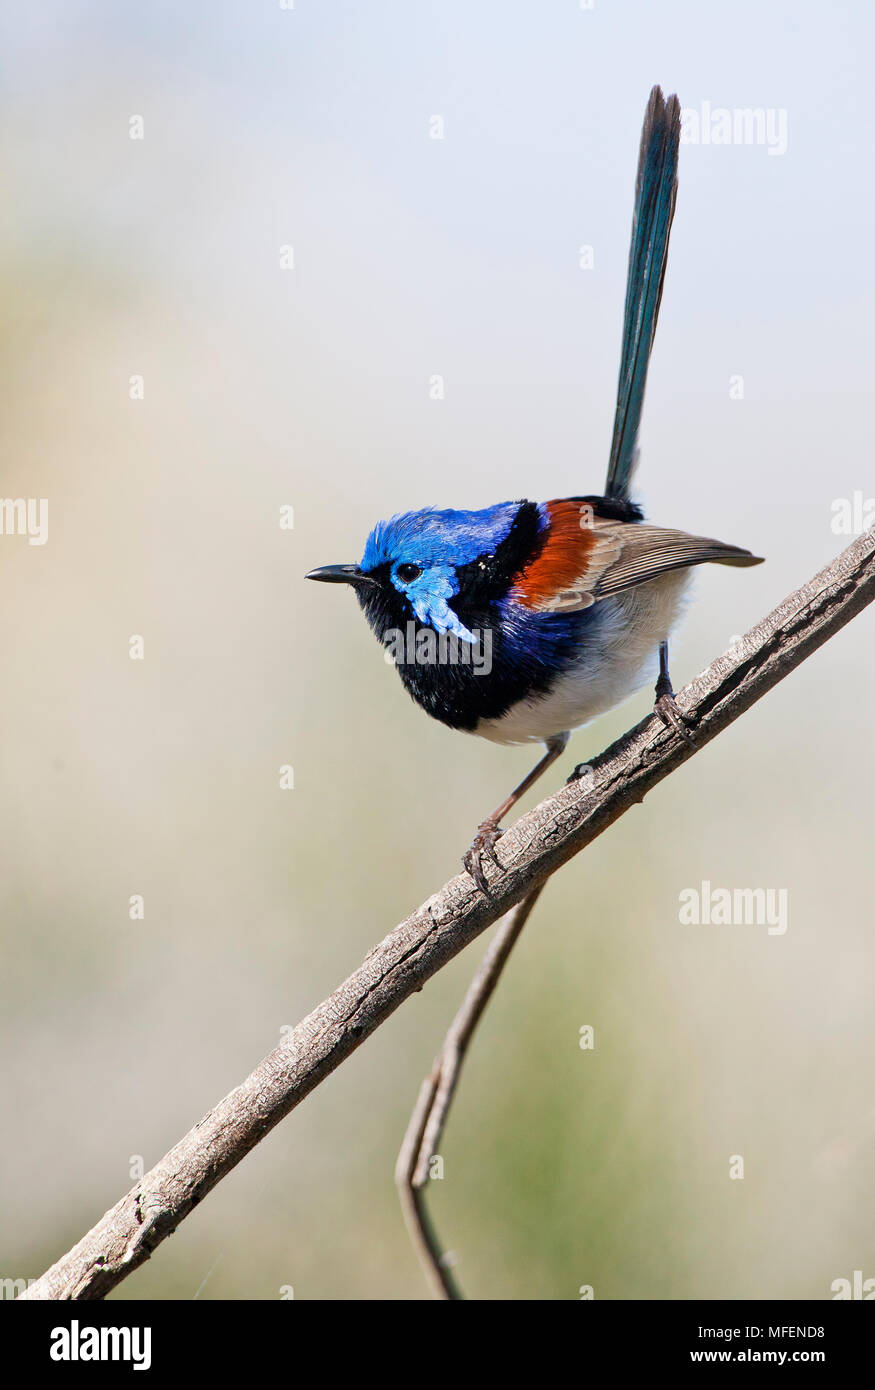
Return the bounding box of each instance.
[654,691,696,744]
[463,820,505,895]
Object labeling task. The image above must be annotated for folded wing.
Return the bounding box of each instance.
[512,500,762,614]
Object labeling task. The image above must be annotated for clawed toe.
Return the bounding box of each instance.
[463,821,505,894]
[655,693,696,744]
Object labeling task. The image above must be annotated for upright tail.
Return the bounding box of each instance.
[605,86,681,501]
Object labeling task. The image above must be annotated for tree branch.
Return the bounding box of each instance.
[19,528,875,1300]
[395,885,546,1299]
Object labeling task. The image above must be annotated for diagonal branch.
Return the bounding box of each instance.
[19,528,875,1300]
[395,884,546,1299]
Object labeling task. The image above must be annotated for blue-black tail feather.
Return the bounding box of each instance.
[605,86,681,501]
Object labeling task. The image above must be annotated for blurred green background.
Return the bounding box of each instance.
[1,1,873,1300]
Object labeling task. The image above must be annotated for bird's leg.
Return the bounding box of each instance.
[654,640,695,743]
[463,732,569,894]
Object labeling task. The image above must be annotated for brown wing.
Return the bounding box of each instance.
[591,522,763,599]
[514,506,762,614]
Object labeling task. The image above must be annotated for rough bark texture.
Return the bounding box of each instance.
[19,528,875,1300]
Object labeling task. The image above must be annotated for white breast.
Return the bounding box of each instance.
[475,570,691,746]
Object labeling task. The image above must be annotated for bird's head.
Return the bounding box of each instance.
[306,501,543,644]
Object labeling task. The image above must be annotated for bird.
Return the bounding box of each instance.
[306,86,763,894]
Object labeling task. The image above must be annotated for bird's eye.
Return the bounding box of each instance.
[396,563,422,583]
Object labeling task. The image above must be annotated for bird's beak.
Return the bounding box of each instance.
[305,563,375,587]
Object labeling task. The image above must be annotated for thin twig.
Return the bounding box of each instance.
[395,885,545,1299]
[18,528,875,1300]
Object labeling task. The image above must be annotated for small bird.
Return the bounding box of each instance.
[307,87,763,893]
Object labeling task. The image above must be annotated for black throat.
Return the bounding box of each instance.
[355,501,548,729]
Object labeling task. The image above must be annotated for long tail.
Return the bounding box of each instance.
[605,86,681,501]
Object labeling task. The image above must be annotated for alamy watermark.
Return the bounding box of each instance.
[0,498,48,545]
[679,880,788,935]
[383,622,492,675]
[681,102,788,157]
[830,492,874,536]
[50,1322,151,1370]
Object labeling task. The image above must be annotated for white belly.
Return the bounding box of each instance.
[475,570,691,746]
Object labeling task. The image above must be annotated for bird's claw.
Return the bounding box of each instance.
[655,693,696,745]
[463,821,505,895]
